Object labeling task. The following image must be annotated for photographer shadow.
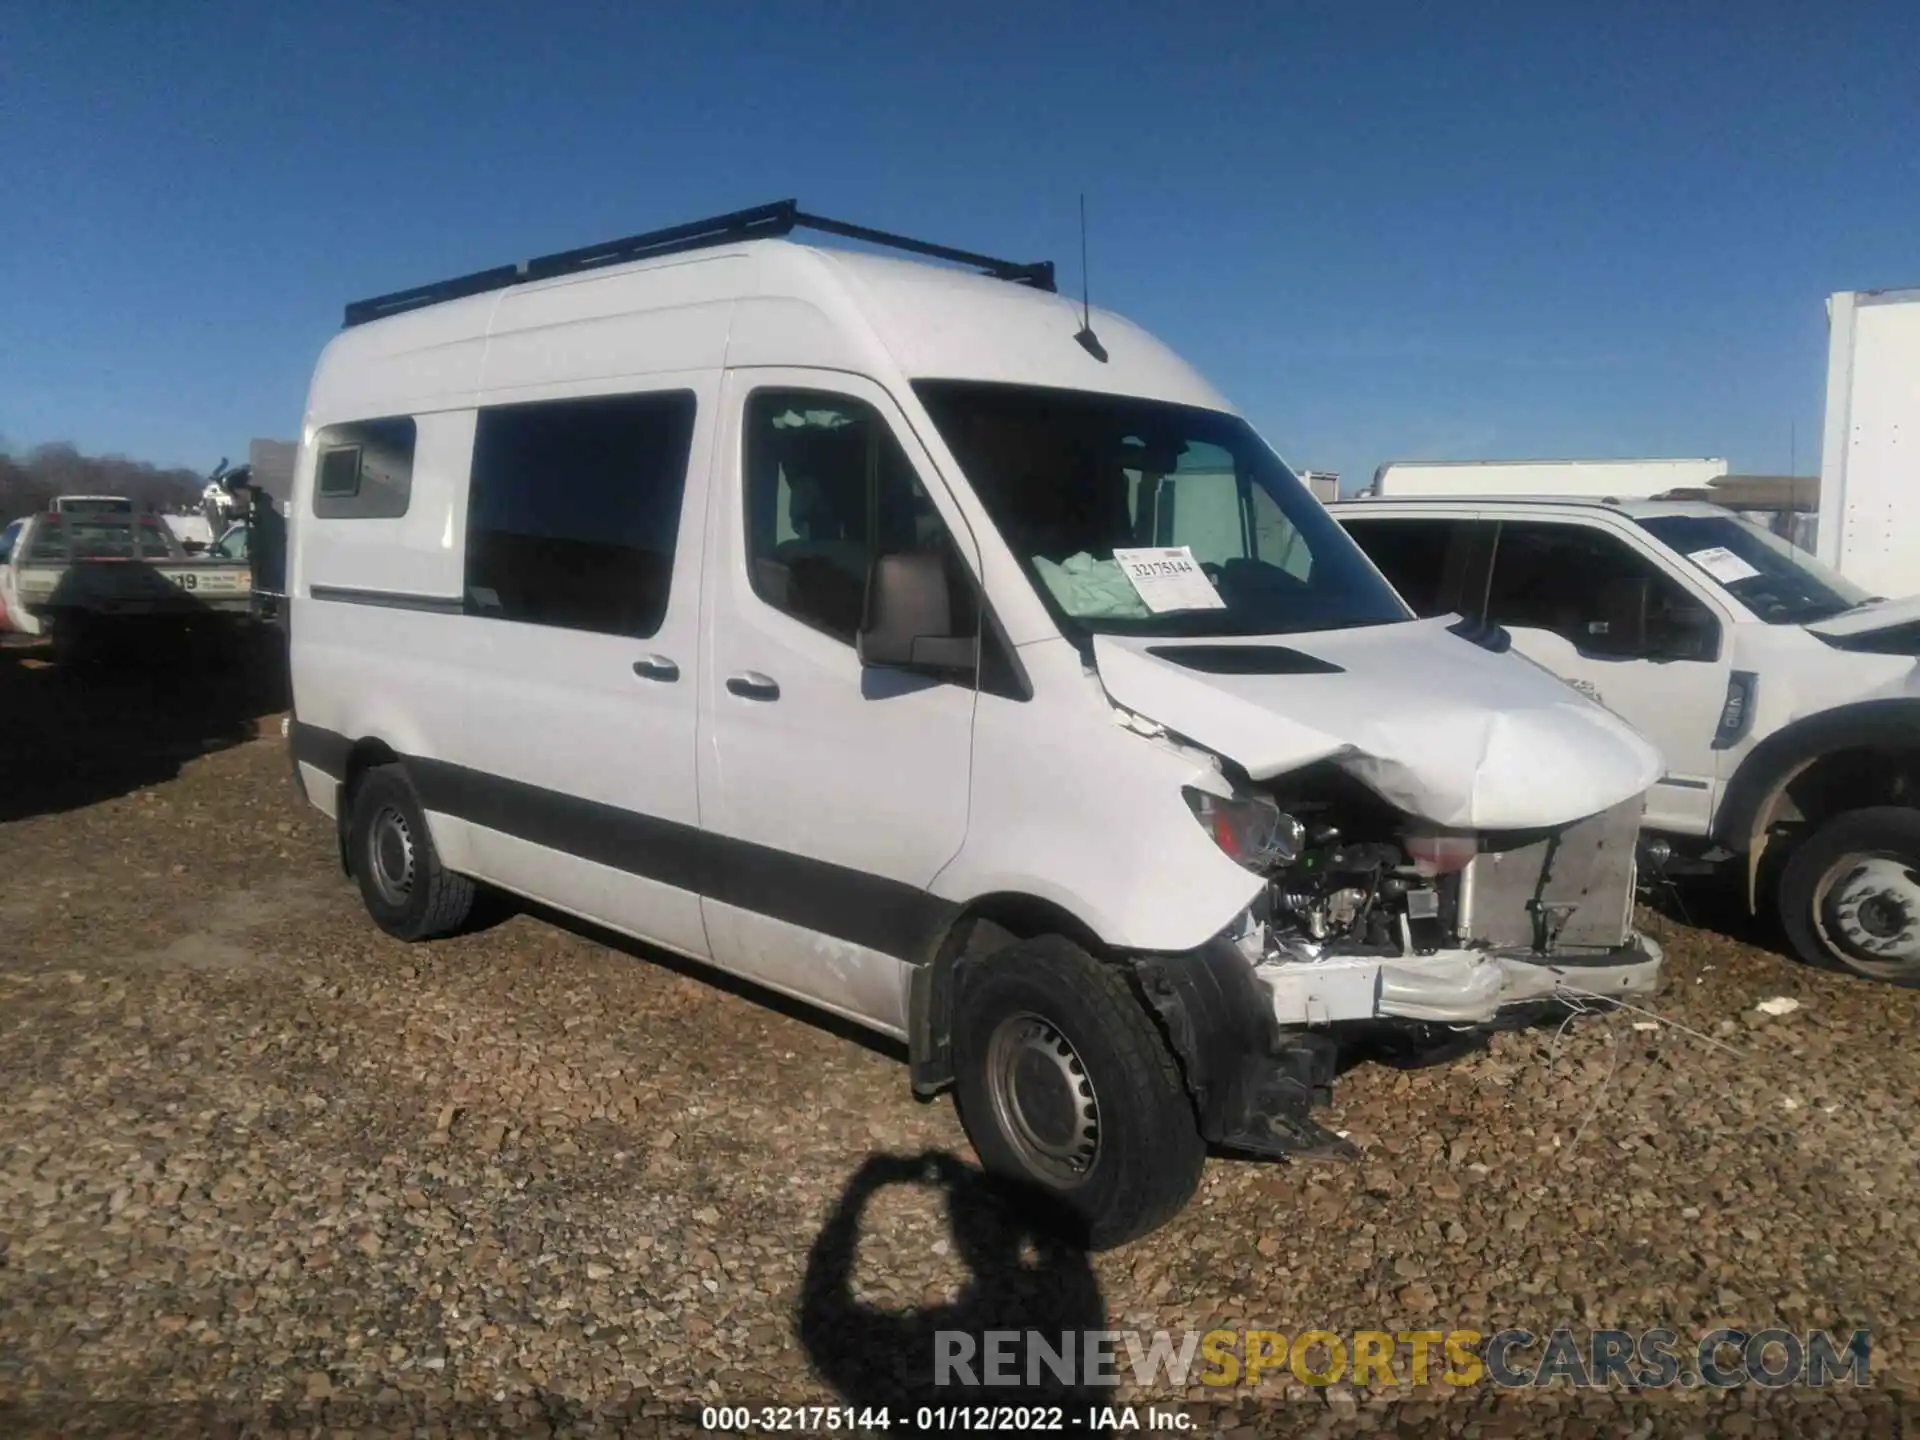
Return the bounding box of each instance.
[796,1151,1116,1434]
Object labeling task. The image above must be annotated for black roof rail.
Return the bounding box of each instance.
[342,199,1057,327]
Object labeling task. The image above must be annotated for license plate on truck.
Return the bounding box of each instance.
[163,571,244,592]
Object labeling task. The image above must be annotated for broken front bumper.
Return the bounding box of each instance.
[1253,932,1664,1027]
[1132,930,1663,1165]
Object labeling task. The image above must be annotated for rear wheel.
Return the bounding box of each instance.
[346,764,476,941]
[1778,807,1920,987]
[952,935,1204,1249]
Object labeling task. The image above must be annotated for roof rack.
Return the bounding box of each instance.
[342,199,1057,327]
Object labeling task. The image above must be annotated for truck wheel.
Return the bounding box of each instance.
[951,935,1205,1249]
[346,764,476,941]
[1778,807,1920,987]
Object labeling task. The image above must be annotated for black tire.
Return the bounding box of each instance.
[346,764,476,941]
[1777,807,1920,987]
[951,935,1205,1250]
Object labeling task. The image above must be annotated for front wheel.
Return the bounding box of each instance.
[1778,807,1920,987]
[951,936,1204,1249]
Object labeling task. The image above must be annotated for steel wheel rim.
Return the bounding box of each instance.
[984,1011,1100,1188]
[1813,850,1920,981]
[368,804,417,907]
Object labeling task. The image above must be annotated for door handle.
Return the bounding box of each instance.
[632,655,679,682]
[725,671,780,701]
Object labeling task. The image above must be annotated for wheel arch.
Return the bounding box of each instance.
[907,890,1113,1095]
[1713,699,1920,910]
[334,737,405,876]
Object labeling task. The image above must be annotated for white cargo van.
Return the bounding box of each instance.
[287,202,1666,1245]
[1333,494,1920,987]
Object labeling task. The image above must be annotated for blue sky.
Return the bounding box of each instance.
[4,1,1916,491]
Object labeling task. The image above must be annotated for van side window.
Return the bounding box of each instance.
[743,389,975,647]
[312,417,416,519]
[464,390,696,640]
[1485,520,1719,662]
[0,519,20,565]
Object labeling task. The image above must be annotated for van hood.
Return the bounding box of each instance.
[1091,618,1663,831]
[1805,594,1920,642]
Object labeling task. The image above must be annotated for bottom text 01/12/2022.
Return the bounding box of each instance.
[700,1404,1193,1432]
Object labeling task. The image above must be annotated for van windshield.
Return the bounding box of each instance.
[1636,512,1871,625]
[913,382,1410,638]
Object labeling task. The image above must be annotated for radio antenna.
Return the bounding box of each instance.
[1073,193,1108,362]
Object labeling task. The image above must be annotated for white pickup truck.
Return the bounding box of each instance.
[0,508,253,660]
[1331,494,1920,986]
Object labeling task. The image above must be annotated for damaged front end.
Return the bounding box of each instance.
[1135,763,1662,1162]
[1240,763,1658,1025]
[1086,622,1666,1161]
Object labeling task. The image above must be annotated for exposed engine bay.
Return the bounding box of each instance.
[1193,762,1644,967]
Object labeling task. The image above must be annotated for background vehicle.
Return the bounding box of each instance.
[1817,286,1920,600]
[287,202,1666,1246]
[161,513,216,552]
[1367,457,1728,500]
[202,459,288,627]
[207,522,248,561]
[50,494,137,516]
[0,507,252,662]
[1334,493,1920,985]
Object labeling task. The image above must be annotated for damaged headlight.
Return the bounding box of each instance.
[1182,787,1306,872]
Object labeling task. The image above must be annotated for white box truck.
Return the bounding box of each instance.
[1371,458,1729,500]
[1818,287,1920,601]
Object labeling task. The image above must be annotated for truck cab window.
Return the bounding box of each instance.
[1486,521,1718,662]
[743,390,975,647]
[0,520,19,565]
[1338,517,1488,617]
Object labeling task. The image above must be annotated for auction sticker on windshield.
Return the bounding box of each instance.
[1686,546,1762,585]
[1112,546,1227,613]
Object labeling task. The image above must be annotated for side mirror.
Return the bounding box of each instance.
[857,551,977,673]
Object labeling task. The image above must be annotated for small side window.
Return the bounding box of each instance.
[0,520,20,565]
[312,417,415,519]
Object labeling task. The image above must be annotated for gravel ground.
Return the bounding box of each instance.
[1,641,1916,1437]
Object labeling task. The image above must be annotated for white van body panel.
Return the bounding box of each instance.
[304,297,492,423]
[482,256,743,398]
[933,637,1265,953]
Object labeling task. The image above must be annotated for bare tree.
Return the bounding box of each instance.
[0,444,208,525]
